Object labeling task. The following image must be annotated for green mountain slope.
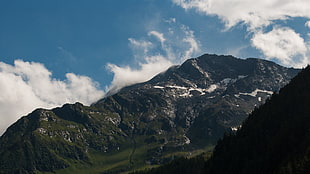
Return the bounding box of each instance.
[0,54,299,174]
[0,104,131,174]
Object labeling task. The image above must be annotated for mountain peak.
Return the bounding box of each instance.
[0,54,301,173]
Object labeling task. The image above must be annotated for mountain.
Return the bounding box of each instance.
[131,66,310,174]
[95,54,298,146]
[0,54,299,173]
[202,65,310,174]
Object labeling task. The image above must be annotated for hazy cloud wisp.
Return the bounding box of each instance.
[0,60,104,135]
[106,56,173,94]
[107,20,201,94]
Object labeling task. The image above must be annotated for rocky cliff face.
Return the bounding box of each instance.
[0,54,299,173]
[95,54,298,146]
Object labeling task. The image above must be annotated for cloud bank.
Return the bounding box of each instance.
[107,20,201,94]
[252,27,308,67]
[0,60,104,135]
[0,19,200,135]
[172,0,310,68]
[172,0,310,30]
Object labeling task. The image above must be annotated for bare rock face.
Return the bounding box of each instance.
[0,54,299,174]
[95,54,298,146]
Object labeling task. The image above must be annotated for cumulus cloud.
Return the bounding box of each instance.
[0,60,104,135]
[106,56,173,93]
[252,27,308,67]
[172,0,310,30]
[306,21,310,28]
[107,21,201,94]
[172,0,310,67]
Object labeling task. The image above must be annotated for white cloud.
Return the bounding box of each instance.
[172,0,310,68]
[181,25,200,60]
[106,21,201,94]
[225,45,248,58]
[164,17,177,24]
[306,21,310,28]
[128,38,153,49]
[128,38,153,60]
[107,56,173,94]
[172,0,310,30]
[0,60,104,135]
[148,31,166,44]
[251,27,308,67]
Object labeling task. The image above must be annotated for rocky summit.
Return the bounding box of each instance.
[0,54,299,174]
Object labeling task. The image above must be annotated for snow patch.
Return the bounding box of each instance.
[220,75,247,86]
[205,84,217,93]
[180,92,193,98]
[238,75,247,79]
[231,127,238,131]
[184,135,191,144]
[154,85,165,89]
[231,125,242,131]
[167,85,188,90]
[258,97,262,102]
[180,85,218,97]
[153,84,218,98]
[239,89,273,97]
[191,59,210,78]
[189,88,205,95]
[221,78,232,85]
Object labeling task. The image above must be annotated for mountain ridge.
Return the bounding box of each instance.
[0,54,300,173]
[110,54,290,96]
[130,67,310,174]
[203,65,310,174]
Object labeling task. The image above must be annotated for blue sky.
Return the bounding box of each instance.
[0,0,259,87]
[1,0,310,134]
